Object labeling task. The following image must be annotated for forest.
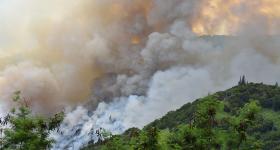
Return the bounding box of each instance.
[83,78,280,150]
[1,78,280,149]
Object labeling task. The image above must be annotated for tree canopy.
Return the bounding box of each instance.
[0,91,64,150]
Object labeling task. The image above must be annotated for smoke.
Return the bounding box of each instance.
[0,0,280,149]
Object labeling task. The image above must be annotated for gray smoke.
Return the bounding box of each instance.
[53,24,280,150]
[0,0,279,149]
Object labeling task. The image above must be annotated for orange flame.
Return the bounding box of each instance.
[131,36,141,45]
[191,0,280,35]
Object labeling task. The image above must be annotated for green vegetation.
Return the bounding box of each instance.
[2,78,280,150]
[83,79,280,150]
[0,91,64,150]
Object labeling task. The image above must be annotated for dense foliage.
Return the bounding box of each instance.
[0,91,64,150]
[83,80,280,150]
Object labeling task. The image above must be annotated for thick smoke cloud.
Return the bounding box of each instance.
[0,0,280,149]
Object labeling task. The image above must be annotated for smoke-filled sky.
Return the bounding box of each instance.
[0,0,280,149]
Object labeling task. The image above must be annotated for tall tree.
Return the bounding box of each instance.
[1,91,64,150]
[136,127,159,150]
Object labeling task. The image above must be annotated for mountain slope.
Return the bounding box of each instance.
[83,82,280,150]
[146,82,280,130]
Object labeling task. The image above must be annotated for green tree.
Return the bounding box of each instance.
[99,136,129,150]
[193,98,224,149]
[136,127,159,150]
[167,125,199,150]
[166,98,262,150]
[238,75,247,85]
[232,100,262,149]
[166,97,224,150]
[1,91,64,150]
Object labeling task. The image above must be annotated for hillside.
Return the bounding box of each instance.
[82,81,280,150]
[146,82,280,130]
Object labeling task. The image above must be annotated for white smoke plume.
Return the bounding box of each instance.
[0,0,280,149]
